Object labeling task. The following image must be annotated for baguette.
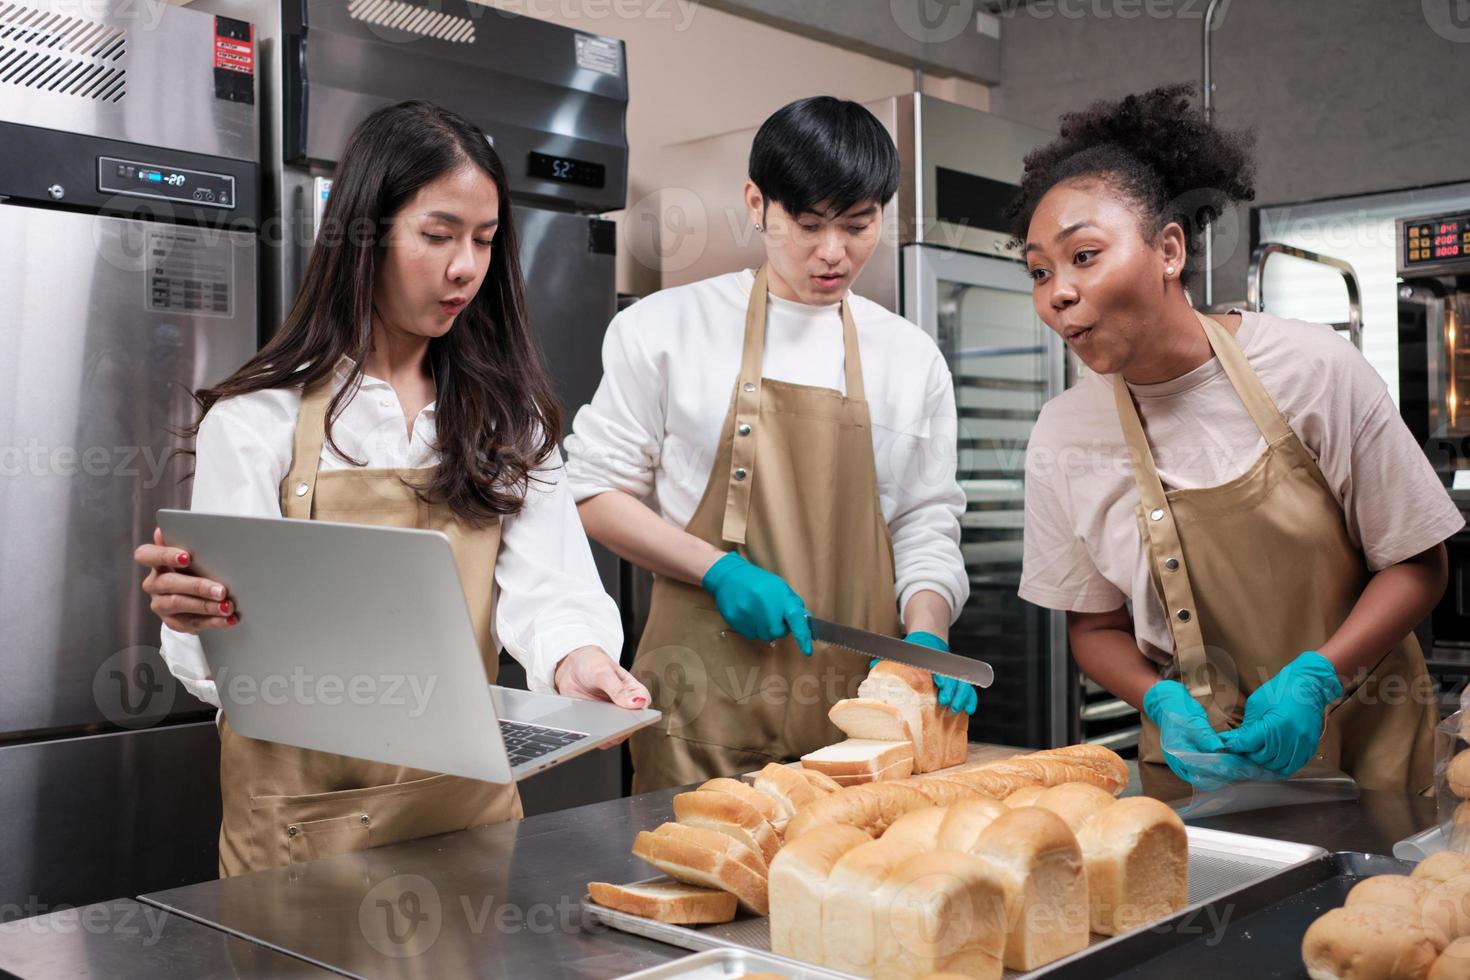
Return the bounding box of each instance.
[907,777,987,808]
[821,838,927,976]
[785,781,932,842]
[875,850,1008,980]
[831,756,915,786]
[972,807,1089,971]
[652,822,766,878]
[587,880,737,924]
[672,790,780,866]
[768,823,872,963]
[699,777,784,827]
[977,756,1117,793]
[1026,744,1129,795]
[631,830,768,915]
[944,767,1040,800]
[1076,796,1188,936]
[797,767,843,795]
[801,739,915,778]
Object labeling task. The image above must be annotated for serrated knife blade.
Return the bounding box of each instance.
[807,616,994,688]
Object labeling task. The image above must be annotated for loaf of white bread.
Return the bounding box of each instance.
[826,662,969,774]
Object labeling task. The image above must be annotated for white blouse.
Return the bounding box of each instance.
[158,358,623,707]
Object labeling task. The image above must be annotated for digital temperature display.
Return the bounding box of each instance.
[527,150,605,189]
[1406,215,1470,266]
[97,155,236,209]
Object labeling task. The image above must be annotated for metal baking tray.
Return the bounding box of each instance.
[586,826,1326,979]
[616,947,854,979]
[1034,851,1413,978]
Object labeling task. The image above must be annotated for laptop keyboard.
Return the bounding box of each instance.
[499,720,588,768]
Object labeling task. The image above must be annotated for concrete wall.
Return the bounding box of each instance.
[474,0,991,295]
[990,0,1470,302]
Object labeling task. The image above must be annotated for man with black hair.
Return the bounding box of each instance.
[566,96,972,791]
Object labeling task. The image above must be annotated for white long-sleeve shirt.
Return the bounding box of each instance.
[564,269,970,619]
[159,358,623,707]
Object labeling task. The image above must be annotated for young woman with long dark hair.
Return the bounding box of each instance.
[132,100,647,875]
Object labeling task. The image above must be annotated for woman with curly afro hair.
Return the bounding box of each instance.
[1013,84,1457,794]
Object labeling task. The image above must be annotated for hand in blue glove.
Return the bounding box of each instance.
[868,632,979,715]
[1143,680,1258,791]
[1218,651,1342,777]
[701,552,813,655]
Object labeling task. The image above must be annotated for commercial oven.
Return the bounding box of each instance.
[0,0,260,910]
[1398,208,1470,713]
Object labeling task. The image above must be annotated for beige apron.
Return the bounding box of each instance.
[1118,310,1437,794]
[628,265,901,793]
[216,379,521,877]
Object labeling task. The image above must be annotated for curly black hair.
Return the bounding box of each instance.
[1004,84,1256,291]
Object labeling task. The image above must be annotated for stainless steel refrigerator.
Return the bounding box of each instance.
[0,0,261,910]
[251,0,630,813]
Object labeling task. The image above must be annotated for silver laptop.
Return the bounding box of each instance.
[156,509,659,784]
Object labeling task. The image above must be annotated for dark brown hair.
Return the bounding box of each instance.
[1004,84,1256,291]
[189,100,561,523]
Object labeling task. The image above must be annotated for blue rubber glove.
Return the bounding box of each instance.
[868,632,979,715]
[1218,652,1343,777]
[701,552,813,655]
[1143,680,1258,791]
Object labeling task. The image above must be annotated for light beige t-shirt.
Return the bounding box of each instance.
[1019,309,1464,667]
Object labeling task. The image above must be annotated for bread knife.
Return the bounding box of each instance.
[806,617,994,688]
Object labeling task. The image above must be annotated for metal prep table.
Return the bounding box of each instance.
[0,753,1441,979]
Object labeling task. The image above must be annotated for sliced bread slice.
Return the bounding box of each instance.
[829,698,915,742]
[587,880,737,924]
[672,789,781,866]
[801,739,915,778]
[630,831,768,915]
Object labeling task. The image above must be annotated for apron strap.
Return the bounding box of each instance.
[280,377,334,519]
[1195,310,1293,445]
[720,266,866,545]
[1112,371,1214,703]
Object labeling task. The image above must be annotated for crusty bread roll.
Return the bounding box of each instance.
[802,739,916,778]
[1346,875,1432,914]
[1302,904,1441,979]
[829,698,915,742]
[1453,750,1470,799]
[785,782,932,842]
[700,777,783,827]
[1430,935,1470,980]
[797,767,843,794]
[1418,853,1470,884]
[881,805,950,849]
[908,778,987,808]
[936,797,1009,854]
[768,823,872,963]
[1026,744,1129,795]
[831,756,916,786]
[672,790,780,866]
[1032,782,1118,834]
[1004,786,1046,808]
[971,807,1089,971]
[753,763,816,830]
[651,822,765,877]
[875,850,1008,980]
[587,880,737,924]
[821,838,927,975]
[1076,796,1188,936]
[631,830,768,915]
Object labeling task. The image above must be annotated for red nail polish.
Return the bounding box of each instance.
[632,697,647,707]
[226,615,238,626]
[218,601,231,614]
[177,553,190,566]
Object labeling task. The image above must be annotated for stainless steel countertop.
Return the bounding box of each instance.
[0,754,1443,979]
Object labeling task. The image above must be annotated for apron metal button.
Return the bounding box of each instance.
[286,825,299,837]
[295,481,309,497]
[1176,609,1192,622]
[743,382,756,392]
[1150,508,1165,521]
[359,814,370,826]
[1164,558,1180,571]
[734,467,748,481]
[737,423,751,436]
